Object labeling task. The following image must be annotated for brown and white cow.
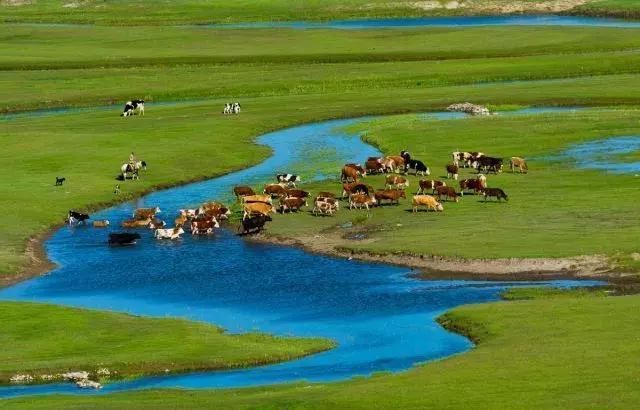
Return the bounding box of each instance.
[191,217,220,235]
[412,195,444,213]
[417,179,446,194]
[436,185,459,202]
[285,189,310,199]
[385,156,405,173]
[385,175,409,189]
[348,193,377,211]
[134,207,161,220]
[313,198,338,216]
[459,174,487,196]
[264,183,288,198]
[242,194,273,205]
[446,163,459,180]
[280,197,308,213]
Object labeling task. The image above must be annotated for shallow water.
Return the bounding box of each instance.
[560,136,640,173]
[0,113,602,398]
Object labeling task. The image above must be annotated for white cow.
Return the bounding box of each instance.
[154,227,185,240]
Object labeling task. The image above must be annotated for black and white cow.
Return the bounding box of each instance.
[68,210,90,225]
[405,159,430,176]
[276,173,300,187]
[223,102,241,115]
[121,100,145,117]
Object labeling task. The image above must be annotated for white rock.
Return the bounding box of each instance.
[62,371,90,381]
[76,379,102,389]
[39,374,56,381]
[447,102,491,116]
[10,374,33,384]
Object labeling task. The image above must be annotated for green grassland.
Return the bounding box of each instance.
[0,301,334,384]
[3,0,639,25]
[6,291,640,409]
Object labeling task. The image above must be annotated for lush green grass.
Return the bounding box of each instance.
[0,301,334,384]
[260,109,640,265]
[575,0,640,18]
[6,291,640,409]
[0,0,621,25]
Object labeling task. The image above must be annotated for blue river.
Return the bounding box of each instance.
[0,110,603,398]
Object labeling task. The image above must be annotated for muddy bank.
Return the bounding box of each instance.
[253,231,632,282]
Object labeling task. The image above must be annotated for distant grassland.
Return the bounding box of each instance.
[0,301,334,384]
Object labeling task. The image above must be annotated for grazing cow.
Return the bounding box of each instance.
[121,99,145,117]
[113,184,121,194]
[243,202,276,220]
[134,207,161,220]
[417,179,446,194]
[55,177,65,186]
[233,186,255,200]
[122,218,151,228]
[385,156,405,173]
[316,191,336,199]
[475,156,503,174]
[412,195,444,213]
[280,197,308,213]
[120,161,146,180]
[108,233,141,246]
[405,159,430,176]
[446,163,459,180]
[154,227,185,240]
[435,186,459,202]
[313,198,339,216]
[365,159,385,174]
[68,210,90,225]
[276,174,300,187]
[400,150,411,164]
[285,189,310,199]
[349,193,377,211]
[341,164,365,182]
[483,187,509,201]
[92,220,110,228]
[238,214,272,235]
[452,151,484,168]
[191,217,220,235]
[374,189,406,205]
[459,174,487,196]
[385,175,409,189]
[510,156,528,173]
[264,183,288,198]
[382,157,397,173]
[148,218,166,229]
[242,194,273,205]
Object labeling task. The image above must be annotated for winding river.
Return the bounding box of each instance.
[0,109,603,398]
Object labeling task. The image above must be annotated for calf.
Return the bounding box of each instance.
[446,164,459,180]
[55,177,65,186]
[417,179,446,194]
[412,195,444,213]
[405,159,430,176]
[238,214,272,235]
[435,186,459,202]
[374,189,406,205]
[483,188,509,202]
[280,197,308,213]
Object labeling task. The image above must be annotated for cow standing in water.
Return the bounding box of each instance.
[121,100,145,117]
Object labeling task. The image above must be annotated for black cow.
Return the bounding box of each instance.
[475,156,503,174]
[238,214,272,235]
[121,99,145,117]
[68,210,90,225]
[108,232,141,246]
[405,159,430,176]
[55,177,65,186]
[483,188,509,201]
[276,173,301,187]
[400,150,411,163]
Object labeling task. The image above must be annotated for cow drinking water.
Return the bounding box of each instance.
[121,100,144,117]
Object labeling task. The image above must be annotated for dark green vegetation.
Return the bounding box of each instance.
[0,302,334,384]
[7,291,640,409]
[3,0,637,25]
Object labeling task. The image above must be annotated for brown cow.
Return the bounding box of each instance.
[233,186,255,200]
[122,217,151,228]
[446,163,459,180]
[242,194,273,204]
[412,195,444,213]
[92,220,110,227]
[385,155,405,173]
[243,202,275,220]
[280,197,308,213]
[349,193,377,211]
[510,156,528,173]
[316,191,336,199]
[365,159,385,174]
[134,207,160,220]
[385,175,409,189]
[264,183,288,198]
[341,164,364,182]
[436,185,459,202]
[417,179,446,194]
[342,182,373,198]
[374,189,406,205]
[285,189,310,199]
[459,174,487,196]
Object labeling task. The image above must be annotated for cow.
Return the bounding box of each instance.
[385,175,409,189]
[342,182,372,198]
[510,157,528,173]
[233,186,255,200]
[147,218,166,229]
[276,174,300,187]
[243,202,276,220]
[382,157,397,173]
[191,217,220,235]
[452,151,484,168]
[197,201,226,215]
[92,220,110,228]
[113,184,121,194]
[122,218,151,228]
[446,163,459,180]
[475,156,503,174]
[238,214,272,235]
[459,174,487,196]
[412,195,444,213]
[316,191,336,199]
[374,189,406,205]
[223,102,241,115]
[242,194,273,205]
[314,195,339,211]
[55,177,65,186]
[108,232,141,246]
[134,207,161,220]
[154,227,185,240]
[179,209,198,219]
[264,183,288,198]
[120,161,146,180]
[349,193,377,211]
[280,197,308,213]
[68,210,90,225]
[483,188,509,202]
[341,164,365,182]
[405,159,430,176]
[365,159,385,174]
[285,189,310,199]
[385,156,405,173]
[199,207,231,221]
[121,99,144,117]
[435,186,459,202]
[313,198,338,216]
[400,150,411,164]
[174,214,188,227]
[417,179,446,194]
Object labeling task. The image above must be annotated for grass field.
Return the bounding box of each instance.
[0,302,333,384]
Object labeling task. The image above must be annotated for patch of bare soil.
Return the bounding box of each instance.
[359,1,588,13]
[1,0,34,6]
[1,230,57,289]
